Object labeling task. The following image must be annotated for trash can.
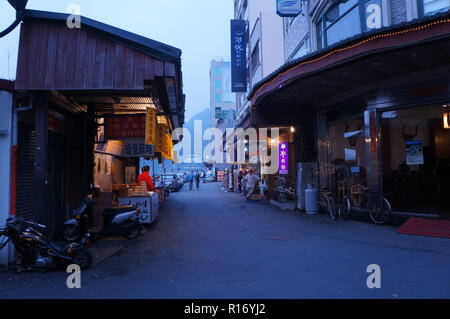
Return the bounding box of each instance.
[305,184,319,215]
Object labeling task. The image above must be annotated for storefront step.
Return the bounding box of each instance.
[391,211,440,220]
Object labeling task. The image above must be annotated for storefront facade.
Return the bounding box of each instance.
[250,11,450,218]
[13,9,185,238]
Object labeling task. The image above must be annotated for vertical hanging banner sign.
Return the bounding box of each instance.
[155,123,167,153]
[145,108,157,145]
[163,134,173,161]
[278,142,289,175]
[230,19,247,92]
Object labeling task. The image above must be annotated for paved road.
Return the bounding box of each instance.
[1,182,450,299]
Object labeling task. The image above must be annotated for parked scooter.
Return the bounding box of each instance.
[0,217,93,272]
[63,197,141,242]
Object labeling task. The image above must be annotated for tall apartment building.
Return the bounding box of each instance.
[210,59,236,128]
[233,0,285,127]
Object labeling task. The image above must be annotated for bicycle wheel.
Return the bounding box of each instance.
[367,197,391,225]
[340,197,351,221]
[327,197,339,221]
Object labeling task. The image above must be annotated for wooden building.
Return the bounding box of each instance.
[13,9,185,236]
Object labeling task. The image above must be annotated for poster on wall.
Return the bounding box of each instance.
[406,140,424,165]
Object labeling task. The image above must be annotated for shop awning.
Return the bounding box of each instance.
[249,12,450,112]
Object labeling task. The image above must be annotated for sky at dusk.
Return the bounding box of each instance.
[0,0,234,121]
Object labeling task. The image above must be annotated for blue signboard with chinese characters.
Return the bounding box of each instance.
[122,140,155,158]
[230,19,247,92]
[276,0,303,17]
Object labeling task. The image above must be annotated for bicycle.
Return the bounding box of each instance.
[272,177,295,203]
[318,186,339,220]
[340,184,391,225]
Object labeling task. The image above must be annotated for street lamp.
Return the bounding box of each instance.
[1,0,28,38]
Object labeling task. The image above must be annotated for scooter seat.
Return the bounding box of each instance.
[102,206,135,225]
[48,241,70,253]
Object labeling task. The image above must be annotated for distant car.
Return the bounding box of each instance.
[176,173,186,184]
[162,174,183,192]
[154,176,170,197]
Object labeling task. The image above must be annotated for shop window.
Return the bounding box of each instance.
[250,41,260,75]
[328,118,367,201]
[380,105,450,215]
[289,35,310,61]
[419,0,450,16]
[317,0,383,49]
[214,80,222,90]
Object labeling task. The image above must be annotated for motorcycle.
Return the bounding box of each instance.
[63,197,141,242]
[0,217,93,272]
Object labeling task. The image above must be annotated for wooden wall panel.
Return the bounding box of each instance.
[34,23,49,88]
[93,40,106,89]
[54,25,69,89]
[164,62,175,77]
[45,24,59,89]
[154,60,164,77]
[144,56,155,80]
[64,28,80,89]
[84,34,97,89]
[73,28,87,89]
[15,21,173,91]
[103,40,116,89]
[114,44,126,89]
[15,23,29,89]
[134,53,145,89]
[123,47,135,89]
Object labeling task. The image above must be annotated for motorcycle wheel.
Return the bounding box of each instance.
[123,221,141,240]
[70,248,93,269]
[64,224,81,242]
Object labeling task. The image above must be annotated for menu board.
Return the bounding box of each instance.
[105,115,146,139]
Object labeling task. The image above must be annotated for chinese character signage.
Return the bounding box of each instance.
[276,0,303,17]
[278,142,289,175]
[105,115,146,139]
[155,123,167,153]
[163,134,173,161]
[122,140,155,158]
[145,108,157,145]
[230,19,247,92]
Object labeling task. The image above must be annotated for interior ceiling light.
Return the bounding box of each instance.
[443,112,450,129]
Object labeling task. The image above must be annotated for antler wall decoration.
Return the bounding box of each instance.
[398,118,424,141]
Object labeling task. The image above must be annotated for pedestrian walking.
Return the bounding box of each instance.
[195,172,200,189]
[242,170,247,195]
[237,171,243,193]
[223,170,229,191]
[202,171,206,184]
[243,169,260,201]
[188,171,194,190]
[260,177,269,204]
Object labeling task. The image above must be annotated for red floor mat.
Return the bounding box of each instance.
[397,217,450,239]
